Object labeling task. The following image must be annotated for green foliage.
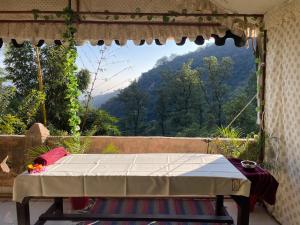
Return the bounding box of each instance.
[102,143,119,154]
[76,69,91,93]
[80,109,120,136]
[0,114,26,135]
[202,56,233,126]
[176,123,203,137]
[39,44,91,132]
[25,145,50,165]
[17,90,45,126]
[9,6,85,134]
[62,5,81,136]
[53,136,90,154]
[102,40,257,137]
[0,71,16,116]
[47,123,68,136]
[4,42,38,97]
[224,72,258,134]
[211,126,258,159]
[63,47,81,135]
[163,15,170,23]
[2,40,117,135]
[0,72,44,134]
[119,81,148,135]
[216,126,243,139]
[155,60,202,135]
[40,45,71,130]
[239,134,260,162]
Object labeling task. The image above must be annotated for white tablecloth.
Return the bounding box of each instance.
[13,154,251,202]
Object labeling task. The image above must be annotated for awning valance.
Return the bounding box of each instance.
[0,0,280,45]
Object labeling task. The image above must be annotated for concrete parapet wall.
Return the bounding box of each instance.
[46,136,210,154]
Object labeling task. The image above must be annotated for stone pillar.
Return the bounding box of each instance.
[24,123,50,166]
[25,123,50,150]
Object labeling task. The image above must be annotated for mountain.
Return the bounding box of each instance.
[101,39,255,121]
[92,90,119,108]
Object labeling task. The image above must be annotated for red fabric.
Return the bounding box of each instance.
[249,195,257,211]
[34,147,69,166]
[70,197,89,210]
[229,158,279,205]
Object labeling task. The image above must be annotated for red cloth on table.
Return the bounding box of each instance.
[229,158,279,205]
[34,147,69,166]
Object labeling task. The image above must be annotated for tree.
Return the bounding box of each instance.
[155,56,169,67]
[0,70,24,134]
[80,108,120,136]
[0,69,15,116]
[202,56,233,127]
[0,67,45,134]
[40,44,91,132]
[34,46,47,125]
[76,69,91,93]
[164,60,202,133]
[4,42,38,97]
[39,44,70,130]
[155,88,168,135]
[17,90,45,126]
[4,42,91,133]
[224,72,258,135]
[119,81,148,135]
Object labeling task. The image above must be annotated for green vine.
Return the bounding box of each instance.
[32,5,81,137]
[62,5,81,136]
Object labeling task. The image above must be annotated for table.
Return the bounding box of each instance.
[13,153,251,225]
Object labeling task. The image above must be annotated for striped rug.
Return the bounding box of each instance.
[81,198,222,225]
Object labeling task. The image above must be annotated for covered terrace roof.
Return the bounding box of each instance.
[0,0,286,47]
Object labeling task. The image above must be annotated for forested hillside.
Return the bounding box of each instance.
[101,39,258,137]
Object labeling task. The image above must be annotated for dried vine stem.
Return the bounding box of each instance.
[81,46,107,130]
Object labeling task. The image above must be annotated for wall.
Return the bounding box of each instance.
[46,136,210,154]
[264,1,300,224]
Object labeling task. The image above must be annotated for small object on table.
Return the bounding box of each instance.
[27,163,45,174]
[241,160,257,170]
[34,147,69,166]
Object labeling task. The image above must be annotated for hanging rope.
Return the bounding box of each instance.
[226,94,257,129]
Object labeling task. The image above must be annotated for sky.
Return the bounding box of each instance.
[0,39,212,96]
[76,39,210,96]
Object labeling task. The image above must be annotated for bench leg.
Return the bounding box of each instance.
[34,198,64,225]
[16,198,30,225]
[215,195,224,215]
[54,197,63,214]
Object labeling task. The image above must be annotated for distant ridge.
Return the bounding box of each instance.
[101,39,256,120]
[92,90,119,108]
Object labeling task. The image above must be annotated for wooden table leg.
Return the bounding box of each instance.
[232,196,250,225]
[16,198,30,225]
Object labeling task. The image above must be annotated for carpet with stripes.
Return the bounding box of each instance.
[79,198,222,225]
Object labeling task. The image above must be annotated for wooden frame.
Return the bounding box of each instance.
[16,195,250,225]
[259,30,268,162]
